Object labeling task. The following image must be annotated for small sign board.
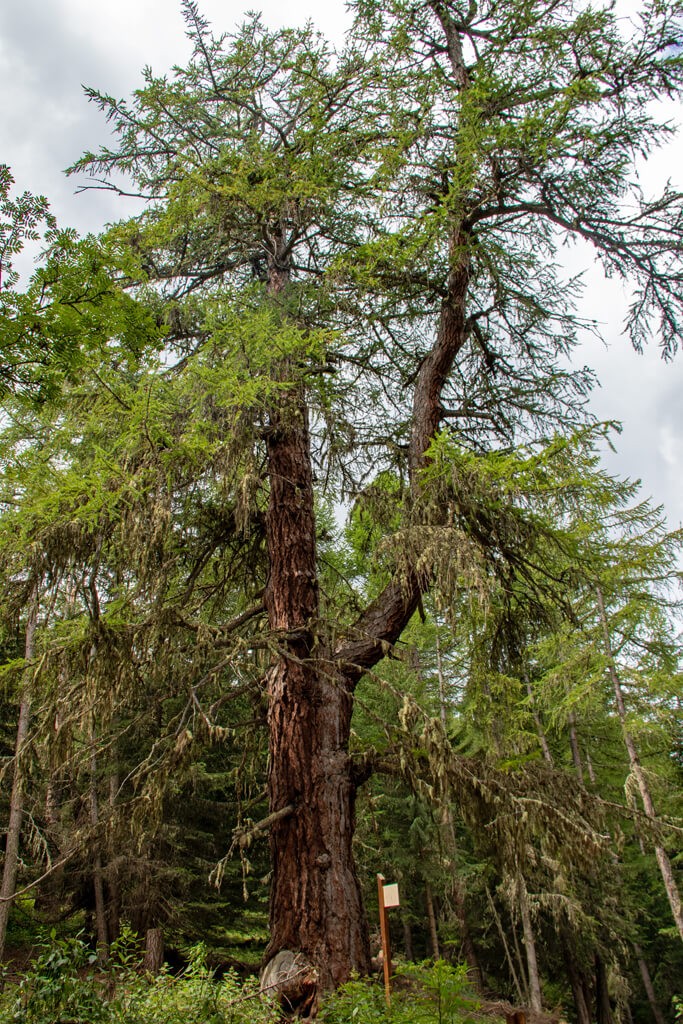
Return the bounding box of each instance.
[382,882,400,908]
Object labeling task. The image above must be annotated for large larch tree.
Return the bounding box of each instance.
[69,0,683,993]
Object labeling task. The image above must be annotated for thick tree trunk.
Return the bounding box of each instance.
[263,246,368,989]
[265,653,368,988]
[143,927,164,975]
[596,586,683,941]
[0,594,38,963]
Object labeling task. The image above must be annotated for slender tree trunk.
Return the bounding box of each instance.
[524,674,553,765]
[567,710,585,785]
[436,639,485,991]
[594,952,613,1024]
[89,717,109,962]
[439,805,485,988]
[425,882,440,959]
[42,779,66,911]
[401,914,414,961]
[106,770,121,942]
[0,594,38,963]
[435,631,449,730]
[633,943,665,1024]
[450,878,485,991]
[596,586,683,941]
[564,944,592,1024]
[631,795,647,856]
[486,886,525,1005]
[511,914,530,1004]
[517,875,543,1012]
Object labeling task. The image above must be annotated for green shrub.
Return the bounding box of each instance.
[6,932,110,1024]
[115,943,277,1024]
[0,934,277,1024]
[319,959,478,1024]
[1,938,478,1024]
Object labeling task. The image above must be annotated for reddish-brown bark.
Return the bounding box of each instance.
[262,212,470,991]
[263,382,369,986]
[263,240,370,989]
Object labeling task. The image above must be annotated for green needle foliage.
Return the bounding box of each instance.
[1,0,683,1013]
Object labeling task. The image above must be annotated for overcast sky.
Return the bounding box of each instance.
[2,0,683,529]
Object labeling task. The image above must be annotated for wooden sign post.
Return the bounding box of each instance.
[377,874,400,1006]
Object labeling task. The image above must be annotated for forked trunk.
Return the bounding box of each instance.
[261,173,470,993]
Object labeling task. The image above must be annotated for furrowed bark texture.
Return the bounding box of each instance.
[263,254,368,989]
[143,928,165,975]
[263,112,471,988]
[264,386,368,986]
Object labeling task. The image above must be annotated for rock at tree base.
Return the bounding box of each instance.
[260,949,318,1016]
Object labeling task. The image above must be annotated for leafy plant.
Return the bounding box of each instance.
[319,960,477,1024]
[7,932,109,1024]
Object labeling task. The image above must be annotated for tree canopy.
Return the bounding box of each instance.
[1,0,683,1018]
